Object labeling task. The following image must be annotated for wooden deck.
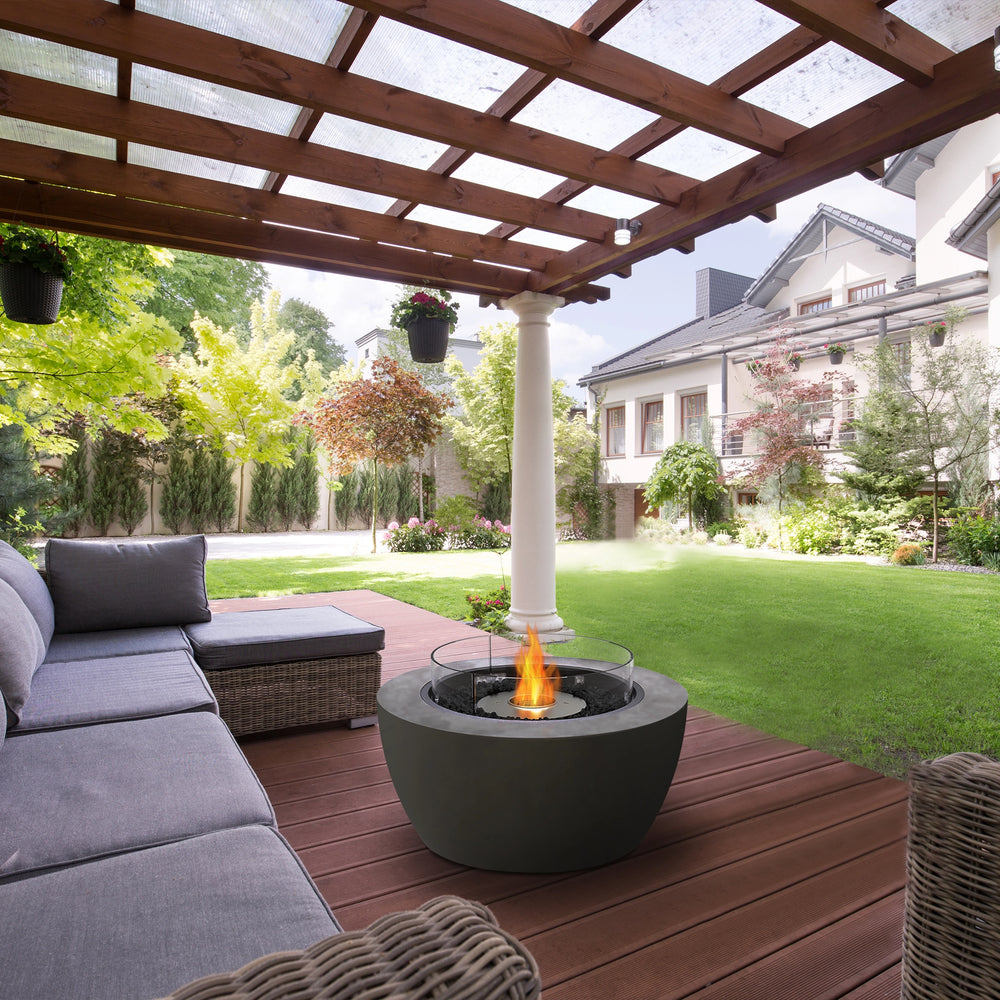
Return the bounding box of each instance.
[218,590,908,1000]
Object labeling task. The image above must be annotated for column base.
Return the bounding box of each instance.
[504,610,572,642]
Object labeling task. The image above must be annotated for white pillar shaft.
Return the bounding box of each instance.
[988,223,1000,481]
[502,291,566,636]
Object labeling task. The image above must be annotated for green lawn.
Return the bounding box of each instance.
[206,542,1000,778]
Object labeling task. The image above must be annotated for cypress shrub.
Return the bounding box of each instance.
[116,452,148,535]
[159,448,191,534]
[295,433,320,530]
[89,433,119,536]
[208,448,237,533]
[187,446,213,534]
[247,462,277,532]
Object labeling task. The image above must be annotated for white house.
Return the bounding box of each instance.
[580,116,1000,535]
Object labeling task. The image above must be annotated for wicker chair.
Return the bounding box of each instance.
[157,895,541,1000]
[902,752,1000,1000]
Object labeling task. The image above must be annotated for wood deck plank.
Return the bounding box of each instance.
[219,591,908,1000]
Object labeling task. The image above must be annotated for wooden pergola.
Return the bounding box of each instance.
[0,0,997,306]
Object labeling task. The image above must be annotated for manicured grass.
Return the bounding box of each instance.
[206,542,1000,777]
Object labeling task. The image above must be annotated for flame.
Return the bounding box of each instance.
[511,625,560,719]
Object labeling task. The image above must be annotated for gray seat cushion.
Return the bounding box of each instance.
[45,534,212,634]
[0,540,54,647]
[0,826,341,1000]
[0,712,275,879]
[185,606,385,671]
[13,649,217,732]
[0,577,45,728]
[44,625,192,664]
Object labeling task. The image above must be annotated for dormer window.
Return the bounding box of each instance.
[848,280,886,303]
[798,296,832,316]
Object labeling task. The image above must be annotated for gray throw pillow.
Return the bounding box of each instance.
[45,535,212,634]
[0,540,54,649]
[0,576,45,727]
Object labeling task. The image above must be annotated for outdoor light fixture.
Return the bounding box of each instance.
[614,218,643,246]
[995,26,1000,70]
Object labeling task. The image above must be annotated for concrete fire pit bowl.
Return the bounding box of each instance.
[377,655,688,873]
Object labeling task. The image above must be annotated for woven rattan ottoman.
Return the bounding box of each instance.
[184,606,384,737]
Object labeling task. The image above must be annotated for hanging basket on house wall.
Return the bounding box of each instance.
[405,316,451,363]
[828,350,845,365]
[929,326,946,348]
[0,263,64,324]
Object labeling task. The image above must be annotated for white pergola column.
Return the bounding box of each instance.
[501,290,568,637]
[988,221,1000,482]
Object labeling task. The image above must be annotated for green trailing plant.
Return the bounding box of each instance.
[247,462,278,532]
[159,446,191,534]
[208,448,237,533]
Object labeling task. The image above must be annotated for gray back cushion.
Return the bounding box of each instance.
[45,535,212,634]
[0,576,45,727]
[0,539,54,648]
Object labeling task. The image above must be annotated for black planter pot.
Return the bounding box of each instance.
[405,316,451,363]
[0,263,64,324]
[828,350,845,365]
[929,329,946,347]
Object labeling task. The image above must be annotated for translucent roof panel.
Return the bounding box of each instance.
[450,154,566,200]
[350,19,525,113]
[280,176,398,215]
[132,66,301,136]
[745,43,901,129]
[513,79,660,150]
[604,0,796,85]
[564,187,659,221]
[136,0,350,62]
[0,29,116,94]
[309,113,451,171]
[0,118,115,160]
[638,129,757,182]
[508,229,584,253]
[129,146,269,189]
[891,0,1000,52]
[404,206,508,237]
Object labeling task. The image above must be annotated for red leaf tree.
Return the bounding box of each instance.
[301,357,451,552]
[730,335,853,539]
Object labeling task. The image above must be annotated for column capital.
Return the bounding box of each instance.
[500,290,565,320]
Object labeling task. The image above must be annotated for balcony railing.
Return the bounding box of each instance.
[705,406,857,459]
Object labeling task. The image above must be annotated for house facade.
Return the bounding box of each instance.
[580,117,1000,536]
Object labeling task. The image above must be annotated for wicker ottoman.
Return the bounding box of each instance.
[184,607,384,737]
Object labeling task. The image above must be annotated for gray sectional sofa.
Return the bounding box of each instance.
[0,535,540,999]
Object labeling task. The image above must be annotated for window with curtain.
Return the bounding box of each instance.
[641,400,663,454]
[680,392,707,442]
[606,405,625,457]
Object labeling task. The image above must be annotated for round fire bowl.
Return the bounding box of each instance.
[377,665,688,873]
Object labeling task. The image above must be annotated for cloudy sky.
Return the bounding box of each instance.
[267,173,915,400]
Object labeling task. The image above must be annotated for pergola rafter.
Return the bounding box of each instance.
[0,0,995,305]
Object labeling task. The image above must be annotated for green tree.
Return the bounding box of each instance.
[0,228,182,450]
[855,312,1000,561]
[304,356,450,552]
[275,433,299,531]
[187,445,213,534]
[53,417,88,536]
[89,433,119,536]
[643,441,725,531]
[144,250,268,351]
[159,446,191,535]
[294,432,321,530]
[0,415,50,551]
[208,448,237,533]
[116,456,147,536]
[247,462,278,532]
[277,298,345,397]
[173,291,299,530]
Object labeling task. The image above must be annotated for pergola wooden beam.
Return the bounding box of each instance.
[348,0,804,157]
[0,139,558,271]
[542,39,1000,295]
[0,177,540,297]
[0,0,696,207]
[756,0,954,87]
[0,70,611,243]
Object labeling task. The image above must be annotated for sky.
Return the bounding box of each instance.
[266,173,916,401]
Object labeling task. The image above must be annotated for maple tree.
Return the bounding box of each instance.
[302,356,450,552]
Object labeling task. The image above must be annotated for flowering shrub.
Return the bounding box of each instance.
[447,515,511,550]
[464,585,511,632]
[946,513,1000,566]
[782,503,841,555]
[825,342,849,355]
[738,522,768,548]
[713,531,733,546]
[384,518,446,552]
[389,287,459,328]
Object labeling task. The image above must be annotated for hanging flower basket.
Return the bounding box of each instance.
[929,324,946,347]
[389,287,459,364]
[0,263,64,325]
[825,343,849,365]
[405,315,451,363]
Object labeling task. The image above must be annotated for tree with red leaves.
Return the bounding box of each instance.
[730,335,852,542]
[300,356,450,552]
